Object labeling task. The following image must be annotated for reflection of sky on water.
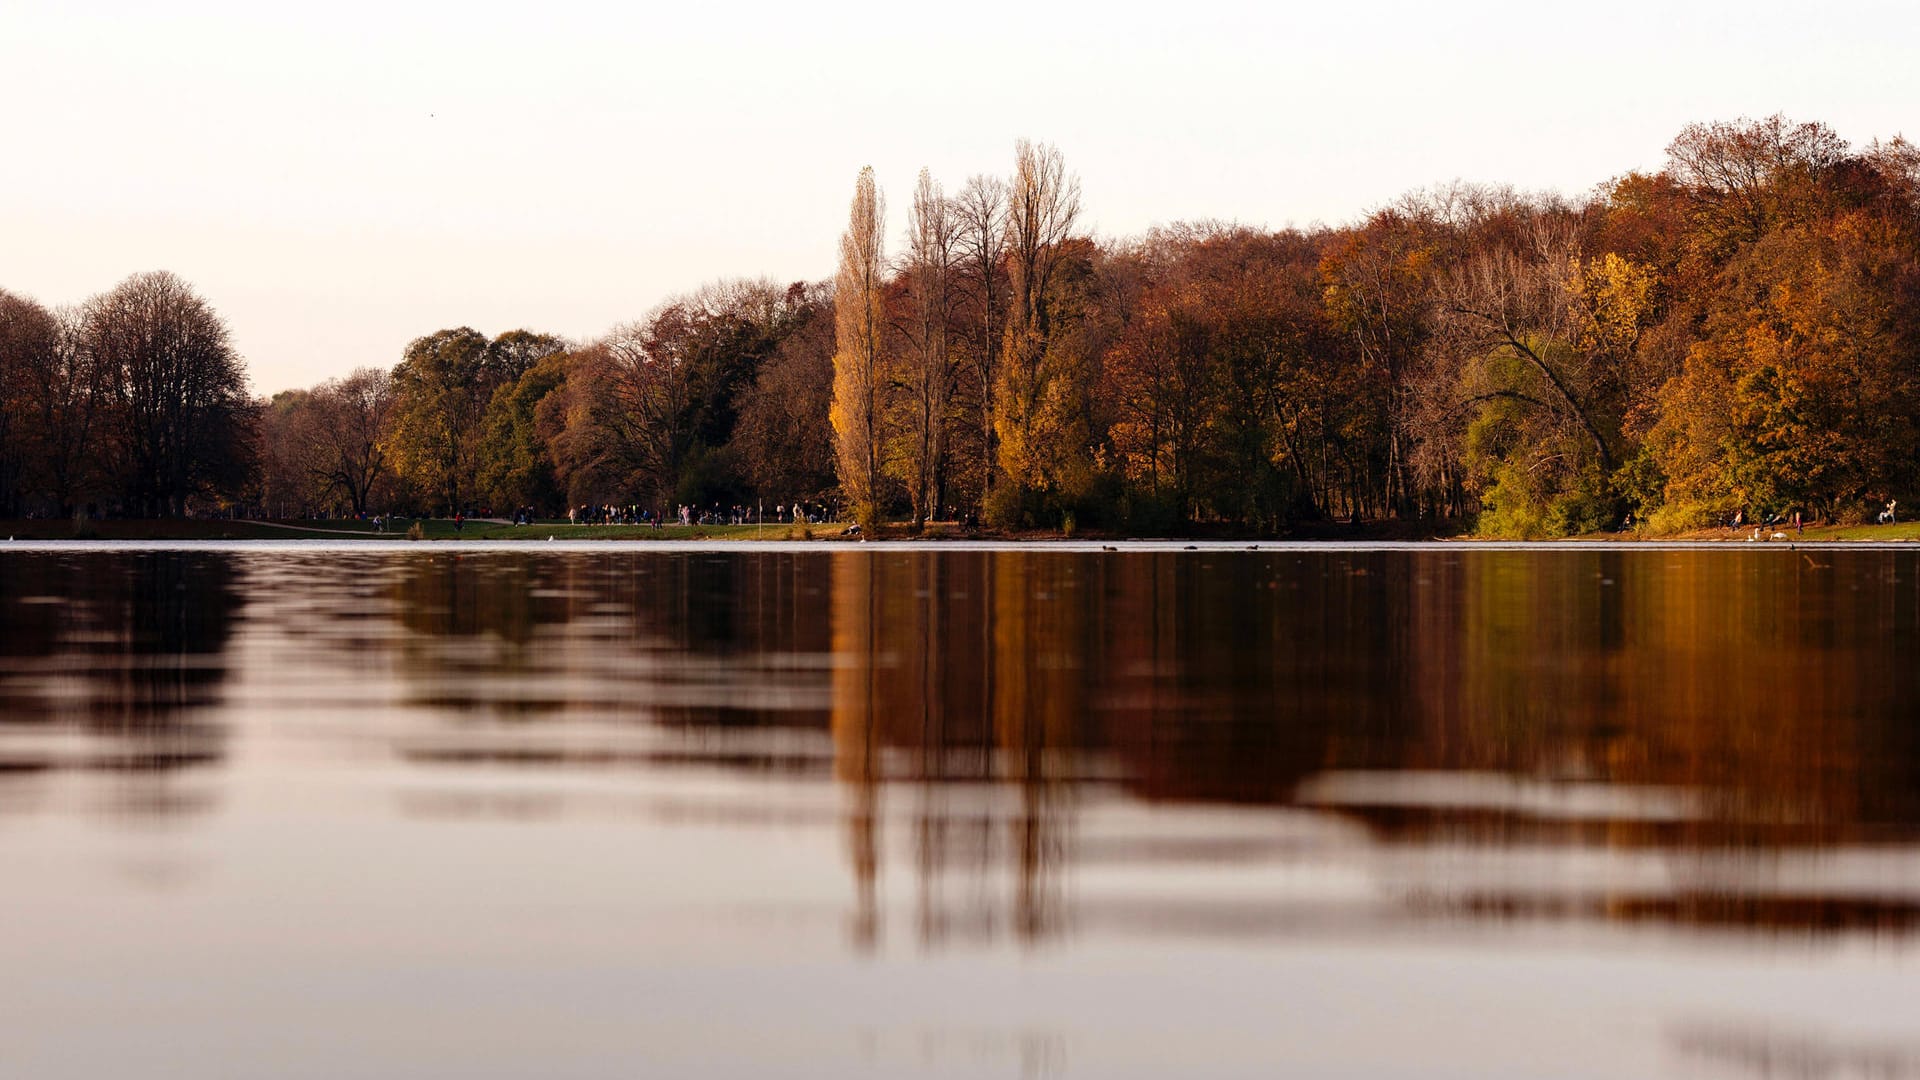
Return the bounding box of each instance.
[4,546,1920,1078]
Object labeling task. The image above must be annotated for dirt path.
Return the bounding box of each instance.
[246,521,392,538]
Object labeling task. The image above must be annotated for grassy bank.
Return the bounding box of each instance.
[1667,520,1920,542]
[379,519,855,541]
[0,518,360,540]
[0,518,858,542]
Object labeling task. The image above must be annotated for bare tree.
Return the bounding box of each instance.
[308,367,396,515]
[33,305,109,515]
[831,166,887,530]
[1006,141,1082,337]
[259,389,330,517]
[0,291,59,514]
[1665,115,1848,250]
[952,174,1006,516]
[1436,208,1616,472]
[84,271,253,516]
[893,168,957,529]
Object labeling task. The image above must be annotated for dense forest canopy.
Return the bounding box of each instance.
[5,116,1919,534]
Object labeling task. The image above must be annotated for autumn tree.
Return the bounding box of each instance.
[1103,252,1201,512]
[1100,225,1335,530]
[486,330,568,386]
[1321,204,1440,517]
[478,351,571,513]
[577,282,807,508]
[831,166,888,530]
[992,140,1084,523]
[1103,228,1246,524]
[388,327,495,515]
[1623,116,1920,527]
[553,320,696,508]
[734,282,837,502]
[1203,230,1336,529]
[671,281,808,489]
[1434,207,1622,532]
[1645,207,1920,524]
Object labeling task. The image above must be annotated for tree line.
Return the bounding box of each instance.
[825,120,1920,535]
[6,115,1918,534]
[257,281,837,522]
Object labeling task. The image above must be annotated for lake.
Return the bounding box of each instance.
[3,541,1918,1078]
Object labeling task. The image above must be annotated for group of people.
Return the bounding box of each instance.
[668,503,831,526]
[567,505,657,527]
[413,501,842,529]
[1730,508,1807,535]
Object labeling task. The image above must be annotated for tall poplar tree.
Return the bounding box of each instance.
[831,166,887,530]
[953,174,1007,518]
[993,140,1081,518]
[894,168,956,530]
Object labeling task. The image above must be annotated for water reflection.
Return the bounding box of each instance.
[7,545,1920,1076]
[11,547,1920,940]
[1669,1020,1920,1079]
[0,553,235,784]
[816,550,1920,944]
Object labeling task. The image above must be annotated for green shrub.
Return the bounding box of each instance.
[984,483,1026,530]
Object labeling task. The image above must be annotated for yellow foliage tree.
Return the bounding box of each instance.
[831,167,887,530]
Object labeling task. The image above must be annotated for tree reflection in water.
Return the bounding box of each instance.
[13,545,1920,1079]
[10,546,1920,941]
[0,553,237,801]
[366,546,1920,943]
[820,548,1920,942]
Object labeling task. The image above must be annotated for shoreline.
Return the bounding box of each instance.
[6,518,1920,547]
[2,536,1916,554]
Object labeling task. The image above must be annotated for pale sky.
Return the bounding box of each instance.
[3,0,1916,394]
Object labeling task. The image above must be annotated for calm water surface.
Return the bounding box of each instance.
[3,543,1920,1078]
